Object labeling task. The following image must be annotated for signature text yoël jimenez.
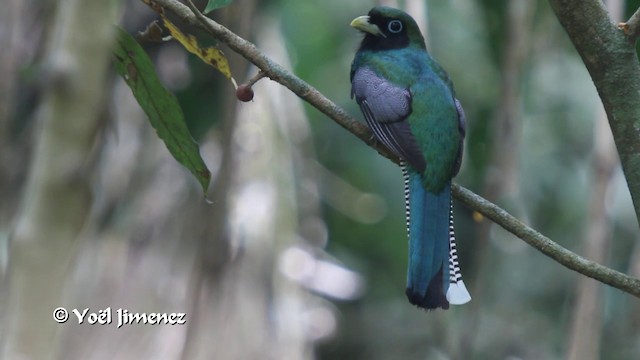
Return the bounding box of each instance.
[54,307,187,328]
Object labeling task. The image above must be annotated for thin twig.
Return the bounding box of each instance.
[246,70,267,87]
[180,0,396,162]
[618,7,640,43]
[143,0,640,298]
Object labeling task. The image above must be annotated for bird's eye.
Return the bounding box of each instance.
[387,20,403,34]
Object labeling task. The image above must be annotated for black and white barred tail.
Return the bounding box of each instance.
[446,197,471,304]
[401,162,471,306]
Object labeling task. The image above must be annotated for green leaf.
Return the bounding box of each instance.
[204,0,233,14]
[113,27,211,193]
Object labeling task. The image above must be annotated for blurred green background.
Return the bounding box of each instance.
[1,0,639,359]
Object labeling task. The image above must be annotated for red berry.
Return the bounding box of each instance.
[236,84,254,102]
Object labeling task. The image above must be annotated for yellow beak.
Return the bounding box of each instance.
[350,15,386,37]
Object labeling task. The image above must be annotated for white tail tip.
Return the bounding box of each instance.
[447,280,471,305]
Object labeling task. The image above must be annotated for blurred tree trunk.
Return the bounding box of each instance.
[566,2,622,358]
[0,0,32,346]
[180,13,313,359]
[459,0,534,355]
[2,0,117,357]
[566,108,617,360]
[0,0,30,225]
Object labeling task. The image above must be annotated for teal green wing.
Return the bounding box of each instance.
[452,98,466,176]
[406,75,463,192]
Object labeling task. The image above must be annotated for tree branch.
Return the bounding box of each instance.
[142,0,640,298]
[548,0,640,227]
[452,184,640,297]
[618,7,640,43]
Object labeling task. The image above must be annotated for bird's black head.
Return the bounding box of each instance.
[351,6,426,52]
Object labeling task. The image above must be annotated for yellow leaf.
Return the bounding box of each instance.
[161,15,236,87]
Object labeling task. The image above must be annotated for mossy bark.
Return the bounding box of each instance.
[550,0,640,227]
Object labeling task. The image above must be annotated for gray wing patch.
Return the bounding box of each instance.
[352,68,412,123]
[351,67,426,172]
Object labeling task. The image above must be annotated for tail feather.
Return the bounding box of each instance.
[403,165,450,310]
[402,164,470,310]
[446,199,471,305]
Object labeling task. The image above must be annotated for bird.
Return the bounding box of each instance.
[350,6,471,310]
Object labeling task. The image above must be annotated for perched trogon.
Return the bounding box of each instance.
[350,6,471,310]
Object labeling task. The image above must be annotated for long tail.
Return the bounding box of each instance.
[402,165,471,310]
[447,198,471,305]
